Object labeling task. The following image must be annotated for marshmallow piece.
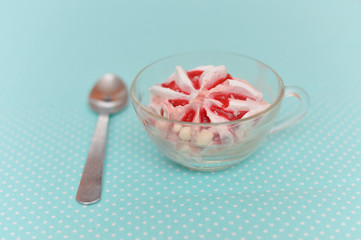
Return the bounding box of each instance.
[196,129,214,146]
[176,142,191,153]
[173,123,182,133]
[155,120,169,132]
[179,127,192,141]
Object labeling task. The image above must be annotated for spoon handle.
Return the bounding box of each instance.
[76,114,109,204]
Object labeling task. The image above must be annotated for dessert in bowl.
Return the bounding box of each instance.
[131,52,309,171]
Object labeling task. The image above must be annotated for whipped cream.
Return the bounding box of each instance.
[149,65,269,123]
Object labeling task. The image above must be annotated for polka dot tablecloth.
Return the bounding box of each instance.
[1,1,361,239]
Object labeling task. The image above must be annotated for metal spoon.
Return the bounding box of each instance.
[76,74,128,205]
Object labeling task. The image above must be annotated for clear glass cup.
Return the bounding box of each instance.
[130,52,310,171]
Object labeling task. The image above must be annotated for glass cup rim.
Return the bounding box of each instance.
[130,51,285,127]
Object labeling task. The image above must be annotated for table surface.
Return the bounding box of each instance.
[1,1,361,239]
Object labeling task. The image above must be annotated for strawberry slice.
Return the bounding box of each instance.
[168,99,189,107]
[187,70,203,90]
[212,93,253,108]
[210,105,248,121]
[161,81,190,95]
[181,109,196,122]
[199,107,211,123]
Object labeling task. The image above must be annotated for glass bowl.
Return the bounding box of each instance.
[130,51,309,171]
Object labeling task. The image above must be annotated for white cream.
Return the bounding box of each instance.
[149,65,269,123]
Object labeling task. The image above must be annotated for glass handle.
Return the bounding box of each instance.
[270,86,310,134]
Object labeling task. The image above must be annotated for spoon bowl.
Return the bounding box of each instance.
[89,74,128,114]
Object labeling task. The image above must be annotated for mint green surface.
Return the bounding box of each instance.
[1,1,361,239]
